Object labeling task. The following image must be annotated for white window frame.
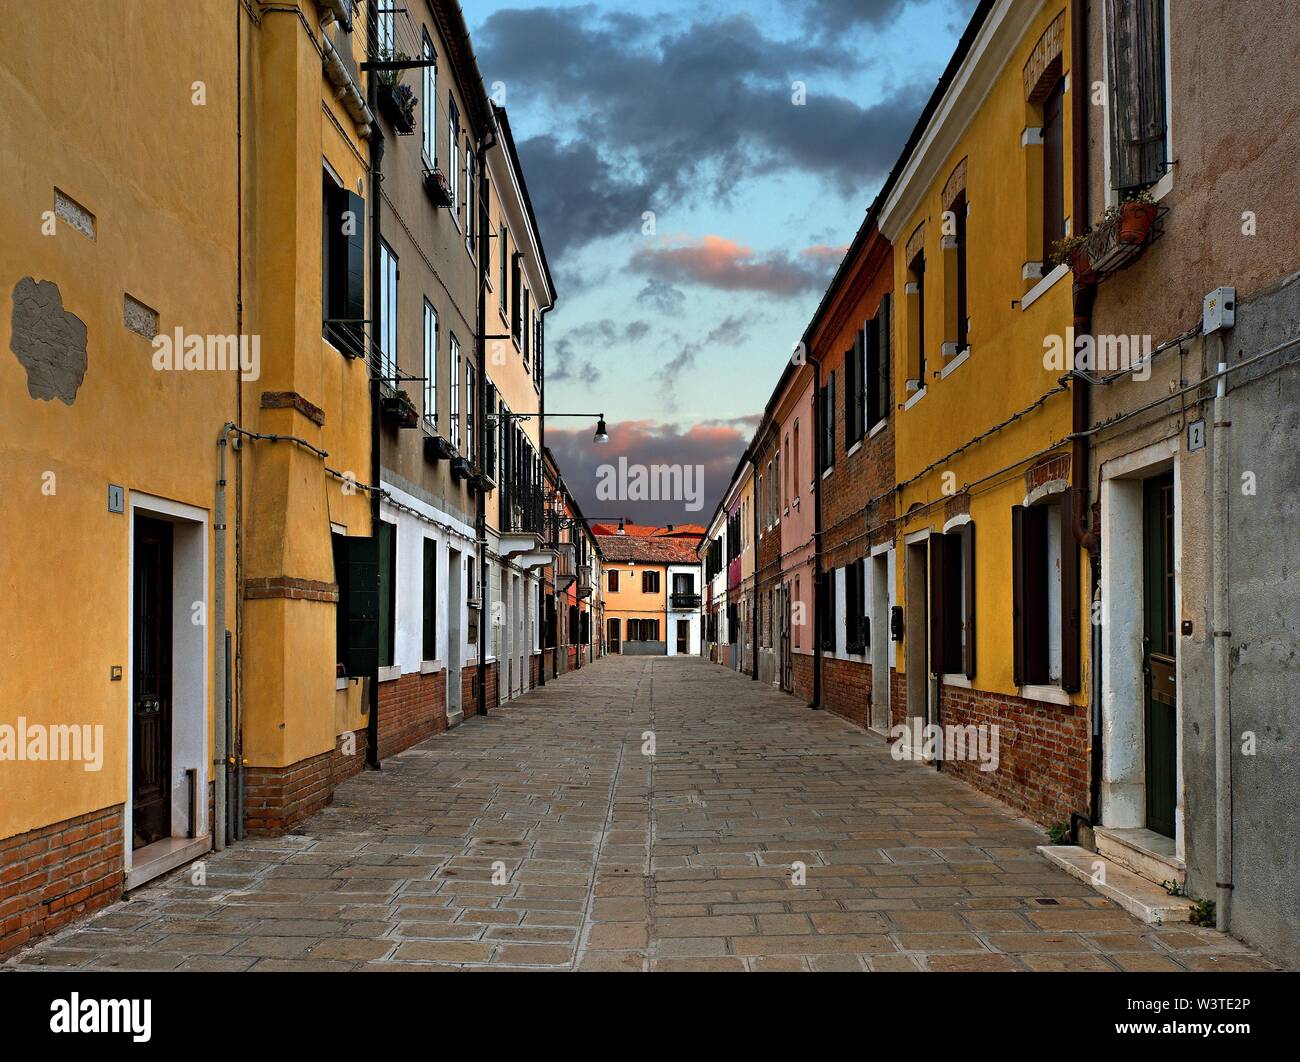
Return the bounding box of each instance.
[448,95,460,222]
[421,32,436,167]
[379,240,398,384]
[449,333,461,449]
[423,298,437,426]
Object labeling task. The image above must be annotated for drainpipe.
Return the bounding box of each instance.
[213,426,232,851]
[365,42,383,769]
[1211,343,1232,932]
[808,354,823,710]
[1069,0,1101,836]
[476,115,497,716]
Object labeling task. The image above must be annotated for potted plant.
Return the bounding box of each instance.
[1117,189,1157,245]
[381,388,419,428]
[375,52,417,135]
[1050,234,1096,284]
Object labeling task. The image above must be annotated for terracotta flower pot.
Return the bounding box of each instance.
[1068,247,1099,285]
[1119,201,1157,245]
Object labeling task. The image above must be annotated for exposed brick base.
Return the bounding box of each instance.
[462,661,500,716]
[242,727,368,836]
[0,804,124,956]
[936,683,1089,826]
[378,669,447,760]
[891,668,909,729]
[792,652,814,704]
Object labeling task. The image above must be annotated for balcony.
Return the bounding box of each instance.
[554,542,577,592]
[670,592,701,610]
[577,564,593,599]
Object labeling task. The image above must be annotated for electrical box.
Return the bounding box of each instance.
[890,605,905,642]
[1202,287,1235,334]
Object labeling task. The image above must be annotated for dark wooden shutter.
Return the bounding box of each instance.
[1042,78,1066,262]
[422,537,437,661]
[877,293,891,424]
[1106,0,1168,192]
[1022,506,1050,684]
[1011,506,1025,686]
[334,533,378,678]
[962,521,976,679]
[326,186,365,357]
[825,371,835,467]
[844,342,858,449]
[865,318,879,432]
[377,521,396,668]
[1060,488,1082,692]
[929,532,947,676]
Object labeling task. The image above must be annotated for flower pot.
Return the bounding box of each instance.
[1118,201,1157,245]
[1068,247,1099,285]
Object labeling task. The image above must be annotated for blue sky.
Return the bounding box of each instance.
[466,0,977,523]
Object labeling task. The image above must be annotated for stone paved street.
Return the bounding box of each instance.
[6,657,1275,972]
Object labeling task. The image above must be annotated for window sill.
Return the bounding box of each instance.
[1019,682,1072,706]
[1020,263,1069,311]
[903,385,927,411]
[420,659,444,674]
[941,672,972,688]
[940,346,971,379]
[821,465,833,480]
[868,418,887,439]
[335,676,351,691]
[846,440,862,459]
[378,665,401,683]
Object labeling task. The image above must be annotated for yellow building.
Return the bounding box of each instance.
[879,0,1087,824]
[0,0,373,953]
[597,534,702,655]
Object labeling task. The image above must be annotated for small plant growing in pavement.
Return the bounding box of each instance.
[1047,821,1071,845]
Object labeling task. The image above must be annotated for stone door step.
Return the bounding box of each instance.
[1094,826,1185,889]
[1038,845,1195,925]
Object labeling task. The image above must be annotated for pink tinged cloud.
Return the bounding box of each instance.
[630,235,840,297]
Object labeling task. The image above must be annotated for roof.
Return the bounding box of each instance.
[653,523,705,538]
[596,535,702,565]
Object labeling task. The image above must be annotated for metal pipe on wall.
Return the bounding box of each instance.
[1211,345,1233,932]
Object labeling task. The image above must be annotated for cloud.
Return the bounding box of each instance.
[630,235,836,296]
[547,417,751,526]
[636,278,686,314]
[548,317,653,386]
[477,7,930,254]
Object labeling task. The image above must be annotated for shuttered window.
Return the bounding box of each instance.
[377,521,397,669]
[642,570,660,594]
[1106,0,1168,192]
[844,336,863,450]
[821,371,836,471]
[422,537,437,661]
[929,525,976,679]
[1012,495,1080,690]
[817,570,835,651]
[323,174,365,358]
[332,531,378,677]
[1042,77,1066,263]
[866,294,891,429]
[845,558,868,655]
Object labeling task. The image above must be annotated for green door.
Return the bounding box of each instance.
[1143,473,1177,838]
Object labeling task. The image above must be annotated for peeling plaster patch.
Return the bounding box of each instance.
[54,188,95,240]
[9,277,88,405]
[123,293,158,339]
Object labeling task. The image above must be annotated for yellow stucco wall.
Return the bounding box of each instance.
[603,563,668,642]
[892,2,1084,702]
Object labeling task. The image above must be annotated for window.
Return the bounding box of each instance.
[1106,0,1168,193]
[629,619,660,642]
[908,251,926,388]
[379,240,398,384]
[844,330,864,448]
[465,362,476,462]
[866,294,892,430]
[332,530,378,677]
[378,520,397,668]
[773,451,781,521]
[499,226,509,314]
[510,253,522,344]
[608,569,620,592]
[844,558,868,655]
[952,192,969,352]
[421,32,436,166]
[423,299,437,425]
[377,3,395,54]
[792,422,800,502]
[322,169,364,357]
[817,569,835,652]
[448,95,460,216]
[821,370,836,472]
[1012,494,1081,690]
[522,287,531,367]
[672,573,694,594]
[465,147,475,254]
[450,333,461,449]
[783,435,791,507]
[422,537,437,661]
[929,524,976,679]
[641,570,660,594]
[1042,77,1066,263]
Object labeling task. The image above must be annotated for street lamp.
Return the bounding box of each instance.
[593,417,609,444]
[489,410,611,445]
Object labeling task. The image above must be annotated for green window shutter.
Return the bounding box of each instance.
[334,532,379,678]
[422,537,437,662]
[378,521,396,668]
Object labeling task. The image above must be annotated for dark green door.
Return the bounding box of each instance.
[1143,473,1177,838]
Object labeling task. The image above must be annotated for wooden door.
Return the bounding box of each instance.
[133,516,173,849]
[1143,472,1177,837]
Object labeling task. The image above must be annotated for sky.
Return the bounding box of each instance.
[466,0,979,525]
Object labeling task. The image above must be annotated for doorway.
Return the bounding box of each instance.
[448,547,463,716]
[779,585,792,692]
[607,618,620,655]
[132,516,173,850]
[676,619,690,655]
[870,551,891,732]
[905,539,930,752]
[1143,472,1177,838]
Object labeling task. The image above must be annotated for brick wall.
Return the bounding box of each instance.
[890,668,909,728]
[823,656,871,727]
[243,726,368,836]
[378,669,448,759]
[0,804,124,956]
[937,683,1089,826]
[792,652,814,704]
[462,661,499,716]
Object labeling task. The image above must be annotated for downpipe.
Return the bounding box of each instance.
[1212,347,1233,931]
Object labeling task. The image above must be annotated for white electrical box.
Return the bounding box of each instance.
[1202,287,1235,334]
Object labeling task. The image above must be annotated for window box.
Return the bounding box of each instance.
[423,432,454,463]
[381,390,419,428]
[449,455,472,482]
[377,83,418,136]
[423,167,454,208]
[1118,199,1158,245]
